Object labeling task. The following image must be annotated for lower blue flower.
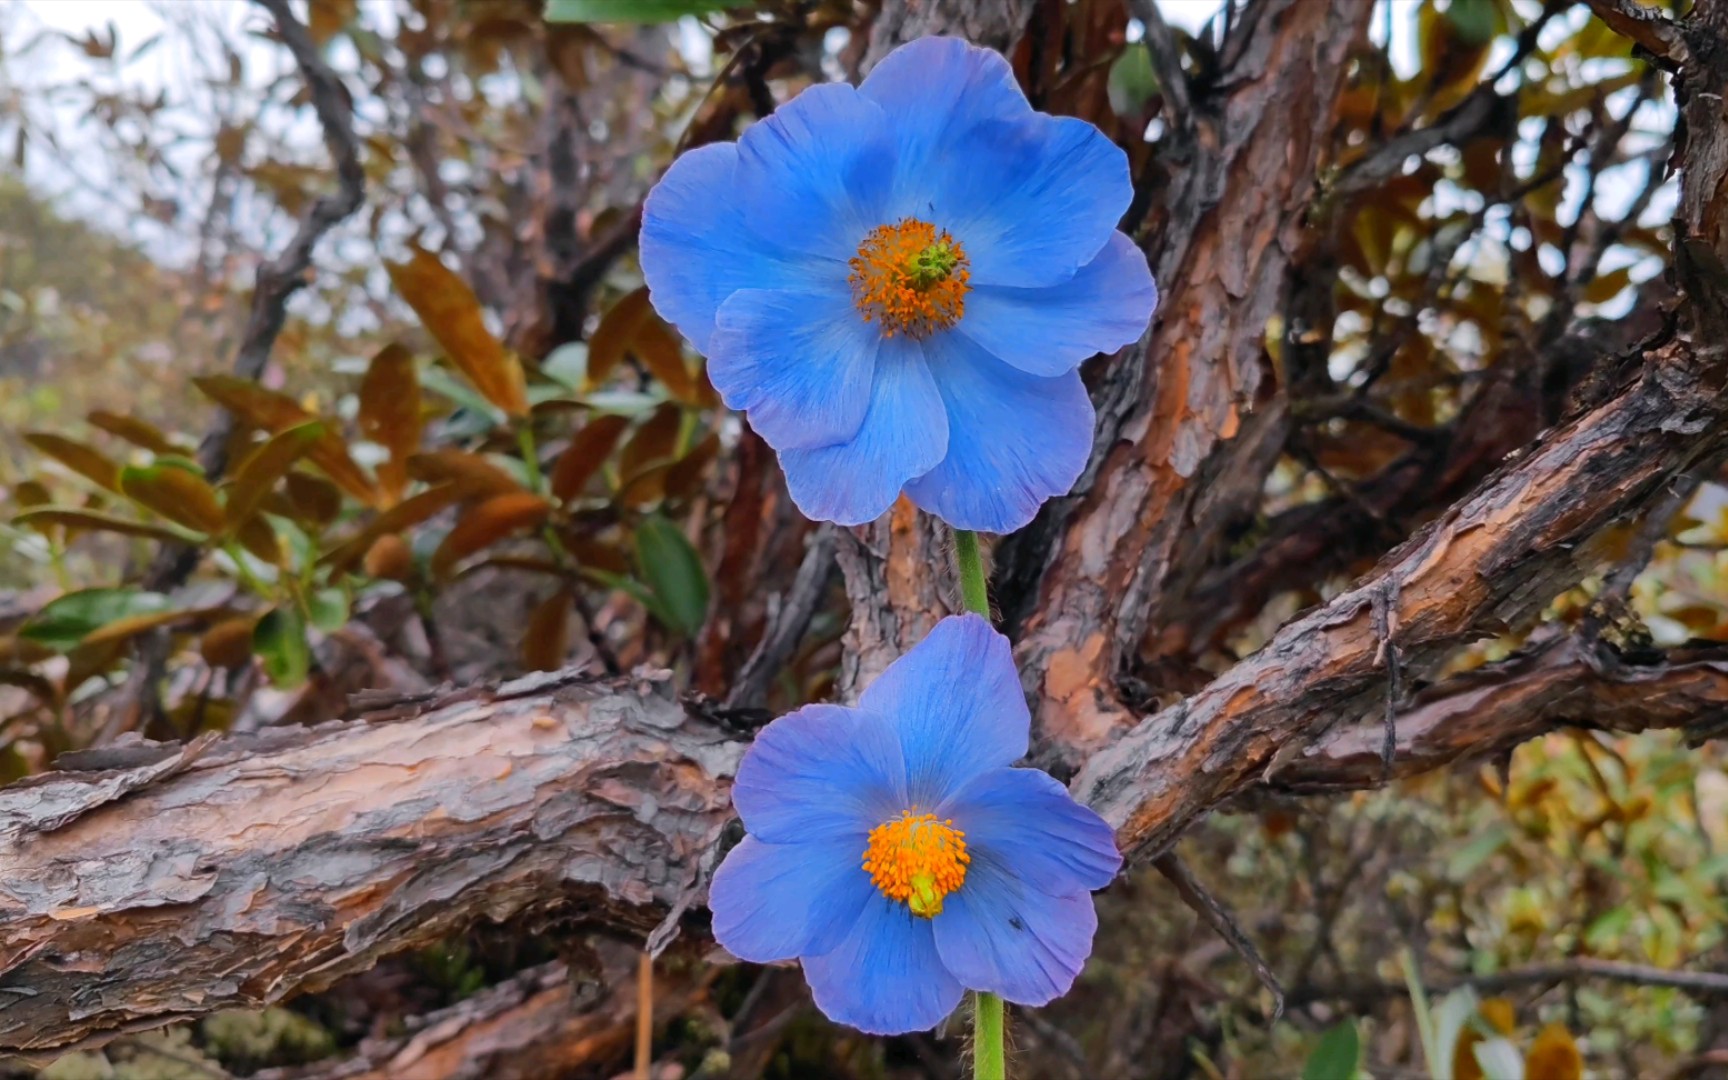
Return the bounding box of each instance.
[708,615,1122,1034]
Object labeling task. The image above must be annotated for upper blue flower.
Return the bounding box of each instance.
[640,36,1158,534]
[707,614,1123,1034]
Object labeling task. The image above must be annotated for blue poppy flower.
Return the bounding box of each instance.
[707,614,1122,1035]
[640,36,1157,533]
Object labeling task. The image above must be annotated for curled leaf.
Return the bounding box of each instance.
[387,246,527,416]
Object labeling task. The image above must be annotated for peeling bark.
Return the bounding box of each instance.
[1271,631,1728,794]
[1073,335,1728,861]
[1014,0,1372,765]
[0,674,742,1057]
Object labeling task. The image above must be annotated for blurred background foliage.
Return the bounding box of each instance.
[0,0,1717,1076]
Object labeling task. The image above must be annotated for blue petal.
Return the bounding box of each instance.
[779,335,947,526]
[804,893,965,1034]
[640,143,835,354]
[709,835,875,964]
[735,83,896,261]
[733,703,907,845]
[906,333,1094,534]
[939,767,1122,897]
[961,231,1158,377]
[932,861,1099,1006]
[859,614,1027,806]
[858,37,1032,217]
[709,288,878,450]
[929,114,1131,288]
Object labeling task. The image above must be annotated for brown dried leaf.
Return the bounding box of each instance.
[358,343,422,503]
[285,472,343,526]
[550,414,631,501]
[407,449,524,496]
[120,464,226,536]
[235,514,282,565]
[521,588,572,672]
[307,0,356,43]
[618,403,682,481]
[633,315,697,402]
[86,411,182,455]
[226,421,324,529]
[587,287,653,388]
[665,432,721,502]
[362,534,414,581]
[617,461,672,508]
[431,492,552,578]
[194,376,380,506]
[387,246,527,417]
[321,482,471,573]
[24,433,121,492]
[12,508,188,545]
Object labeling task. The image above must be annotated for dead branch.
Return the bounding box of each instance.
[255,943,710,1080]
[1271,631,1728,794]
[1072,331,1728,862]
[0,673,741,1059]
[198,0,366,482]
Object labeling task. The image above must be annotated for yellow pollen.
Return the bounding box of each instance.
[861,811,970,918]
[848,218,971,339]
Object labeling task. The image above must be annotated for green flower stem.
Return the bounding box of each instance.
[952,528,1002,1077]
[953,529,990,618]
[974,990,1005,1080]
[517,423,545,494]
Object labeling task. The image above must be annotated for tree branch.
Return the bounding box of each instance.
[1583,0,1692,70]
[0,674,742,1058]
[1270,630,1728,794]
[198,0,365,481]
[1072,329,1728,863]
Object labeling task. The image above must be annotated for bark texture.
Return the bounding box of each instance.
[0,673,741,1057]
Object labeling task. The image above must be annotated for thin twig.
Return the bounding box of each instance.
[635,950,653,1080]
[198,0,365,482]
[1154,852,1286,1021]
[1291,957,1728,1008]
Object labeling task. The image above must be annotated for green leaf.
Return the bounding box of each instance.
[633,514,709,635]
[1107,43,1159,115]
[21,588,171,651]
[307,587,350,633]
[1444,0,1503,46]
[1446,823,1510,881]
[253,606,311,688]
[1303,1021,1360,1080]
[545,0,746,23]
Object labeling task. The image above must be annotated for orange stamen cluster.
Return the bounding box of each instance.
[848,218,971,339]
[862,811,970,918]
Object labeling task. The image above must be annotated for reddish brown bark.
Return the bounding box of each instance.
[1014,0,1373,763]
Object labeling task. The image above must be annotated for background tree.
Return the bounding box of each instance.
[2,0,1727,1076]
